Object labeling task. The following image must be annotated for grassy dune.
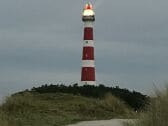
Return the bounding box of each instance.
[0,92,134,126]
[126,87,168,126]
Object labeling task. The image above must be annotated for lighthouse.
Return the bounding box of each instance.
[81,3,96,85]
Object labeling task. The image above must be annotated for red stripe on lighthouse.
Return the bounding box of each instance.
[82,47,94,60]
[81,67,95,81]
[84,27,93,40]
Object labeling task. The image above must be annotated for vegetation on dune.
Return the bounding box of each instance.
[125,86,168,126]
[0,91,134,126]
[31,84,149,111]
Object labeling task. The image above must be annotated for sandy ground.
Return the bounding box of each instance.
[67,119,132,126]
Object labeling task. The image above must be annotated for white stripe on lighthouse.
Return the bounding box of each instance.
[84,21,93,28]
[83,40,94,47]
[82,60,95,67]
[81,81,96,85]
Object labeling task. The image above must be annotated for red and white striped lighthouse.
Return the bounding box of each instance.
[81,3,96,85]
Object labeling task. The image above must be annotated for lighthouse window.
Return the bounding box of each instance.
[86,41,88,44]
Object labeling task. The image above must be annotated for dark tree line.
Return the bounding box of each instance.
[30,84,150,111]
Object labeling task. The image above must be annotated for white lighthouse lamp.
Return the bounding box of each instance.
[82,3,95,21]
[83,3,95,16]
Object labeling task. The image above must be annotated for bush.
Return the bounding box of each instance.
[126,86,168,126]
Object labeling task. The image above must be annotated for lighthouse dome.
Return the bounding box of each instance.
[82,3,95,16]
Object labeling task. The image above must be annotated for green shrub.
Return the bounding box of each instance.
[126,87,168,126]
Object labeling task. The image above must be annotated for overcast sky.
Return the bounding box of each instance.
[0,0,168,99]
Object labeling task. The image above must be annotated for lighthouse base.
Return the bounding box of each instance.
[81,81,96,85]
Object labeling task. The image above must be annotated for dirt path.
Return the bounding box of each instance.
[67,119,132,126]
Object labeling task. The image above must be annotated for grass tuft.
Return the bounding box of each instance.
[126,86,168,126]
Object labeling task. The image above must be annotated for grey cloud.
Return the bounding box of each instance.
[0,0,168,98]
